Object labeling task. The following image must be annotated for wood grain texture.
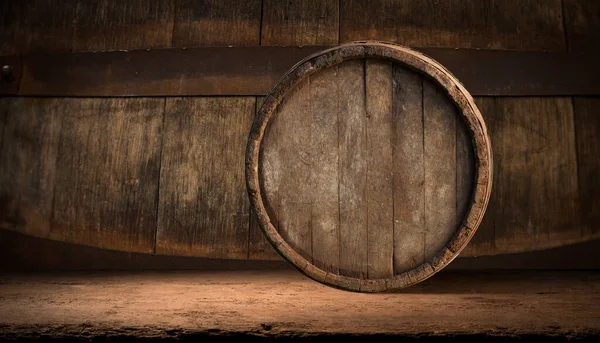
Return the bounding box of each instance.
[12,47,600,98]
[50,98,163,253]
[481,98,580,254]
[157,97,254,258]
[0,0,77,55]
[245,42,493,289]
[261,0,339,45]
[460,98,493,257]
[365,60,394,279]
[391,66,425,274]
[273,80,313,261]
[249,97,281,260]
[309,67,340,273]
[248,210,281,260]
[0,98,5,148]
[0,0,20,55]
[423,78,457,259]
[563,0,600,52]
[573,97,600,236]
[257,56,484,278]
[340,0,566,50]
[72,0,174,52]
[256,95,286,259]
[0,98,62,238]
[337,60,367,278]
[173,0,261,47]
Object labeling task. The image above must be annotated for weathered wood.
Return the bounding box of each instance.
[248,211,280,260]
[0,0,571,54]
[248,97,281,260]
[309,67,340,273]
[0,0,78,55]
[72,0,174,52]
[258,0,339,264]
[365,60,394,279]
[0,98,5,149]
[12,47,600,97]
[1,0,597,265]
[156,97,254,258]
[50,98,163,253]
[261,0,339,45]
[423,78,457,259]
[247,42,493,291]
[391,66,425,273]
[481,98,580,253]
[563,0,600,244]
[272,80,313,261]
[0,0,19,55]
[173,0,261,47]
[573,97,600,236]
[563,0,600,52]
[17,47,325,97]
[460,98,493,257]
[0,98,62,238]
[340,0,565,51]
[337,60,368,279]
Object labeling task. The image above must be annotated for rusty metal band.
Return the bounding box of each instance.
[0,46,598,97]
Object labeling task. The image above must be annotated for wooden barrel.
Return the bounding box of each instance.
[246,42,493,292]
[2,0,597,266]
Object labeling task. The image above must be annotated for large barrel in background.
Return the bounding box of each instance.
[0,0,598,263]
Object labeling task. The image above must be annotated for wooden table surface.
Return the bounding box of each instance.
[0,270,598,341]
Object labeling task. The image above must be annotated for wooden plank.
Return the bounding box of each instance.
[460,98,494,257]
[0,98,61,238]
[573,97,600,236]
[340,0,566,51]
[338,60,367,278]
[72,0,174,52]
[563,0,600,52]
[273,80,313,261]
[481,98,580,254]
[565,0,600,238]
[0,0,78,55]
[0,98,5,148]
[156,97,254,258]
[423,79,457,260]
[0,0,20,55]
[50,98,163,253]
[391,66,425,274]
[249,97,281,260]
[309,66,340,273]
[173,0,261,47]
[261,0,339,45]
[13,47,600,97]
[365,60,393,279]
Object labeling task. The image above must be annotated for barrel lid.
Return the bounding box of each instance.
[246,41,492,292]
